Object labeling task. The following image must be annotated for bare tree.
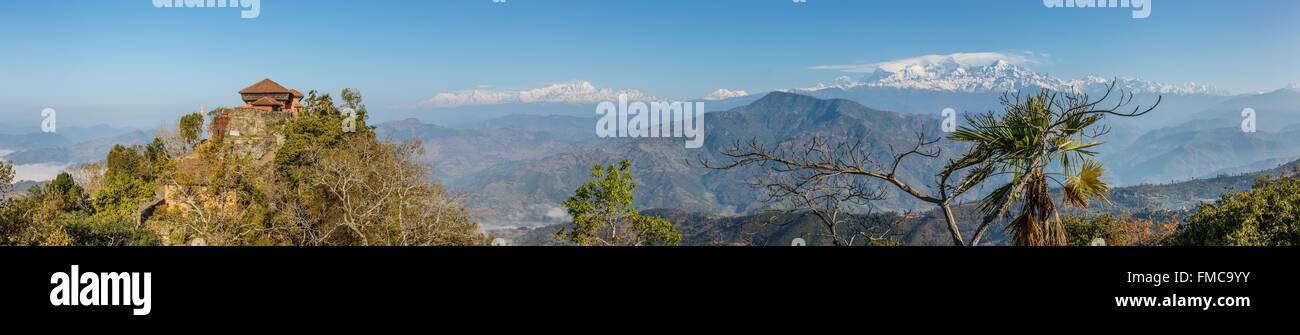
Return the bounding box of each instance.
[706,131,973,245]
[66,163,105,196]
[155,124,190,161]
[157,153,268,245]
[305,136,487,246]
[742,153,898,246]
[704,82,1158,246]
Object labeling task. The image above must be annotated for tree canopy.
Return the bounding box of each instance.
[557,160,682,246]
[1171,173,1300,246]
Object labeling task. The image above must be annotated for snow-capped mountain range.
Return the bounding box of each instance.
[419,59,1231,108]
[701,88,750,101]
[419,81,655,108]
[799,59,1227,96]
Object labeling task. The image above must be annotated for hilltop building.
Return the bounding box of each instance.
[150,79,303,228]
[210,79,302,159]
[239,79,304,114]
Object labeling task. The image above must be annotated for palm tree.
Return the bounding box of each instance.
[948,83,1159,246]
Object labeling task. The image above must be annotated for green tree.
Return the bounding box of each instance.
[1171,173,1300,246]
[273,89,372,182]
[90,174,155,224]
[557,160,682,246]
[340,87,369,131]
[947,86,1158,245]
[304,90,339,117]
[45,172,89,213]
[105,144,151,182]
[144,137,172,178]
[145,138,168,164]
[179,112,205,150]
[0,171,158,246]
[0,187,74,245]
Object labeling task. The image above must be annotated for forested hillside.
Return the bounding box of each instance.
[0,90,488,246]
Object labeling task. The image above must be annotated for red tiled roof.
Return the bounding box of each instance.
[251,96,283,106]
[239,79,291,94]
[289,89,304,98]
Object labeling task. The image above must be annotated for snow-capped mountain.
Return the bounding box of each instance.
[420,81,655,108]
[701,88,750,101]
[802,59,1226,96]
[418,57,1227,110]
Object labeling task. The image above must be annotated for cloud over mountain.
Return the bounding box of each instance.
[811,52,1042,74]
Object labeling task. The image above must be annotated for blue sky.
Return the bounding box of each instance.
[1,0,1297,126]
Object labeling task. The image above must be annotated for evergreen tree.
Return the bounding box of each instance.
[557,160,682,246]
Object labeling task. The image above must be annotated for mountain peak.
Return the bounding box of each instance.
[843,60,1049,93]
[701,88,750,101]
[756,91,823,103]
[754,91,807,104]
[802,61,1227,96]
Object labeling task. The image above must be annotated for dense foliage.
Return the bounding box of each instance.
[557,160,682,246]
[1170,173,1300,246]
[1062,213,1177,246]
[0,89,487,246]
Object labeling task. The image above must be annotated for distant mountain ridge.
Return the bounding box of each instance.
[803,59,1225,96]
[1099,87,1300,185]
[374,119,577,181]
[443,92,971,228]
[0,132,70,151]
[3,130,153,166]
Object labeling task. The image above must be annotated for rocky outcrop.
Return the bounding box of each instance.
[142,107,291,224]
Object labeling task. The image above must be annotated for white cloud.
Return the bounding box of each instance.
[701,88,750,101]
[811,52,1043,74]
[12,163,69,182]
[419,81,654,108]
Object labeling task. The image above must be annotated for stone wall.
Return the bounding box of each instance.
[219,107,289,162]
